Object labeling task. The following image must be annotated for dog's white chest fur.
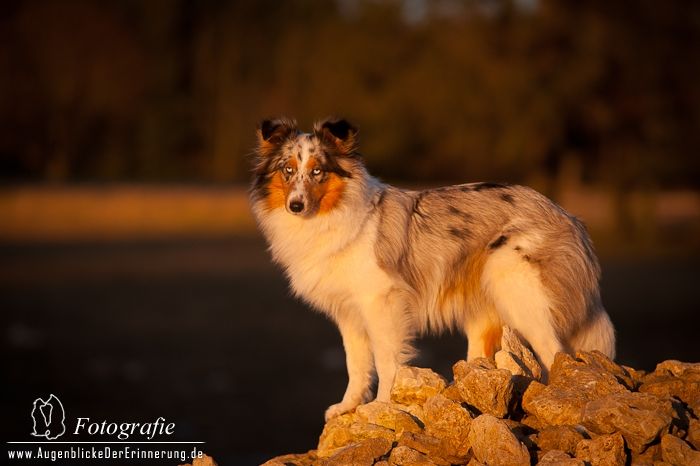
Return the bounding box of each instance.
[259,206,392,316]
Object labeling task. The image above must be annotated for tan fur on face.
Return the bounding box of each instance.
[317,173,346,214]
[265,171,288,211]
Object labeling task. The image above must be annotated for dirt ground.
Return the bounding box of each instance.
[2,235,699,464]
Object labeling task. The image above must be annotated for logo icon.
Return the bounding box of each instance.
[31,394,66,440]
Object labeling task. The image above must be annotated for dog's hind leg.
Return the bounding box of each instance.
[325,313,375,421]
[464,308,503,360]
[482,243,564,373]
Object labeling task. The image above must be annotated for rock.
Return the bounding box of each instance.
[468,414,530,466]
[178,455,218,466]
[660,434,700,466]
[622,365,647,389]
[640,361,700,416]
[651,360,700,379]
[388,445,438,466]
[260,451,317,466]
[440,382,462,403]
[391,366,447,406]
[536,450,585,466]
[453,358,496,380]
[630,442,662,465]
[396,431,455,465]
[575,351,636,390]
[575,432,627,466]
[688,419,700,450]
[549,353,629,397]
[355,401,423,436]
[523,353,628,426]
[522,380,592,426]
[317,412,356,456]
[534,425,586,456]
[454,367,514,418]
[581,391,673,453]
[320,437,392,466]
[317,412,396,457]
[264,355,700,466]
[496,325,542,380]
[422,394,472,459]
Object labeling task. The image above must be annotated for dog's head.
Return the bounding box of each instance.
[252,117,360,217]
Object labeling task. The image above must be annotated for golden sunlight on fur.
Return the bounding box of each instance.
[317,173,346,214]
[265,171,288,211]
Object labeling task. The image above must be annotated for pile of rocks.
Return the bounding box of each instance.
[263,327,700,466]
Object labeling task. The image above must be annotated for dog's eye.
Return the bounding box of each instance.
[284,166,294,174]
[312,168,322,176]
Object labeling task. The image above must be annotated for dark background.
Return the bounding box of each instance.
[2,1,699,464]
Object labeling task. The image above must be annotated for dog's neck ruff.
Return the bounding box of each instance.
[254,171,383,269]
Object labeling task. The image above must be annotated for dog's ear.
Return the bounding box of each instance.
[256,118,298,156]
[314,118,358,156]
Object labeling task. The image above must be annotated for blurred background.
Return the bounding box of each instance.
[1,0,699,464]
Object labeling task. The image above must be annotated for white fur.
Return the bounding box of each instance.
[481,233,563,371]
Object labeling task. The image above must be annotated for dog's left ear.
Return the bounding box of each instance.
[314,118,358,156]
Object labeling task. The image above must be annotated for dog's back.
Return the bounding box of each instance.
[374,182,615,366]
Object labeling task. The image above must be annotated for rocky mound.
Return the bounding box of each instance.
[261,327,700,466]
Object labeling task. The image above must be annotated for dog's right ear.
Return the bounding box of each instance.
[256,118,298,156]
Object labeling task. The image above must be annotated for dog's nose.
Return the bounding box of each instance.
[289,201,305,213]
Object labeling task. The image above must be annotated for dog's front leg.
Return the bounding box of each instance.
[325,314,374,421]
[364,292,414,403]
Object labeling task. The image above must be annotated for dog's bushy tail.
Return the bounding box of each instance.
[570,308,616,359]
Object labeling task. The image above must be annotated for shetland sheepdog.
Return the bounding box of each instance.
[250,117,615,420]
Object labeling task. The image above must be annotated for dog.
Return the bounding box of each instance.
[250,117,615,421]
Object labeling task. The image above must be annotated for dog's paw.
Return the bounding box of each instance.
[324,401,357,422]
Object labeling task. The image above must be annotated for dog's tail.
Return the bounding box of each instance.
[570,308,616,359]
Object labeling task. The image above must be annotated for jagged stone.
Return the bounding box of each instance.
[396,431,456,466]
[688,419,700,450]
[622,365,646,389]
[468,414,530,466]
[388,445,438,466]
[575,432,627,466]
[355,401,422,436]
[522,380,591,426]
[260,451,317,466]
[640,361,700,416]
[317,412,356,456]
[503,419,537,450]
[320,437,392,466]
[391,366,447,406]
[178,455,218,466]
[453,358,496,380]
[536,450,585,466]
[630,442,662,465]
[422,394,472,459]
[264,356,700,466]
[317,412,395,457]
[575,351,636,390]
[496,325,542,380]
[660,434,700,466]
[523,353,627,426]
[581,391,673,453]
[454,366,514,418]
[534,425,586,456]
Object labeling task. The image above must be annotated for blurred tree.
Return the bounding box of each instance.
[0,0,698,189]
